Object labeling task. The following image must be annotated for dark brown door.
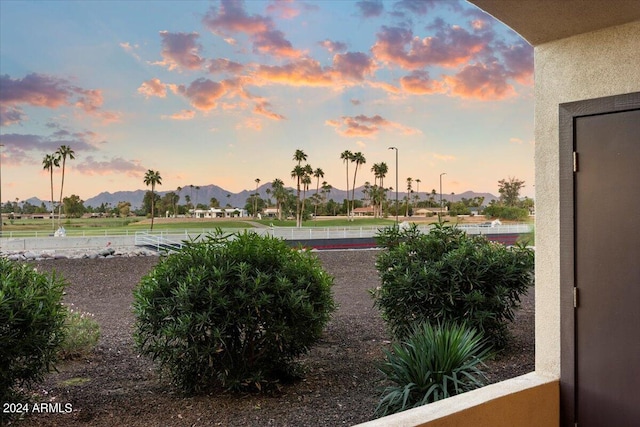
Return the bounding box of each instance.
[575,108,640,426]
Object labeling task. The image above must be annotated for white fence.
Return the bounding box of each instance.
[2,224,533,252]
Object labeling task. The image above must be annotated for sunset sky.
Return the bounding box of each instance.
[0,0,534,205]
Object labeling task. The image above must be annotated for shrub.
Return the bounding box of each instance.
[375,321,490,417]
[58,307,100,360]
[0,259,67,404]
[373,222,534,347]
[133,231,335,393]
[483,205,530,221]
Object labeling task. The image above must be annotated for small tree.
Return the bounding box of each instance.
[498,177,525,207]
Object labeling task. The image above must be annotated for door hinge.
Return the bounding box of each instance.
[574,287,579,308]
[573,151,579,172]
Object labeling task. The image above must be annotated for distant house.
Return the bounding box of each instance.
[191,207,247,218]
[414,207,447,217]
[263,208,279,217]
[352,206,375,216]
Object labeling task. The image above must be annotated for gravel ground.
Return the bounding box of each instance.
[9,249,534,426]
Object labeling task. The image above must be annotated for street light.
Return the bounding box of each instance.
[388,147,398,223]
[439,172,447,217]
[0,144,3,236]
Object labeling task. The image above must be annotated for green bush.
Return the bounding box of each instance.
[58,307,100,360]
[0,259,67,404]
[133,231,335,393]
[483,205,530,221]
[375,322,490,417]
[373,222,534,347]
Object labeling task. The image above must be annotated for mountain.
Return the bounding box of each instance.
[24,184,499,210]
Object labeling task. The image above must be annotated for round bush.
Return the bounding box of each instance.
[0,259,67,404]
[373,222,534,347]
[133,231,335,393]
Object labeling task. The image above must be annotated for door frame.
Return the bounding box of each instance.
[558,91,640,426]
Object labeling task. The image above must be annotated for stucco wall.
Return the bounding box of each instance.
[534,20,640,376]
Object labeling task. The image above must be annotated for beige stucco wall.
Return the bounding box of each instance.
[357,373,558,427]
[534,20,640,376]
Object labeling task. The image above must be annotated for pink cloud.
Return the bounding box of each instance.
[253,29,304,58]
[318,39,347,53]
[355,0,384,18]
[256,52,375,88]
[399,70,446,94]
[1,73,72,109]
[500,41,533,85]
[156,31,205,71]
[443,62,516,100]
[177,78,227,111]
[203,0,303,59]
[0,73,119,125]
[257,58,332,86]
[372,24,490,70]
[0,131,101,165]
[75,156,146,177]
[138,78,169,98]
[119,42,141,61]
[0,107,24,126]
[253,100,285,120]
[327,114,419,138]
[332,52,376,81]
[266,0,300,19]
[393,0,440,16]
[162,110,196,120]
[203,0,270,35]
[208,58,244,75]
[237,117,262,131]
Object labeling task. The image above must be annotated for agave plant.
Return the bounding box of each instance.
[375,321,492,417]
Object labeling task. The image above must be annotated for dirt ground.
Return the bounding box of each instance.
[11,250,534,426]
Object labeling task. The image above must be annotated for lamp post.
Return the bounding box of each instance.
[0,144,3,236]
[388,147,398,223]
[439,172,446,217]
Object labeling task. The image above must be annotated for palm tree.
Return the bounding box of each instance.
[406,177,413,217]
[189,184,194,216]
[254,178,261,218]
[143,170,162,230]
[372,162,388,217]
[340,150,353,217]
[195,186,200,210]
[320,181,332,215]
[292,150,308,227]
[313,168,324,218]
[300,165,313,223]
[56,145,75,226]
[351,152,366,220]
[42,153,60,231]
[271,178,285,220]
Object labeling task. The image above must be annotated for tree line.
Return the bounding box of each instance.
[2,148,532,229]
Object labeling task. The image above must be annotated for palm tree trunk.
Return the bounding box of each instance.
[50,169,55,231]
[150,185,155,230]
[351,165,359,221]
[57,160,66,227]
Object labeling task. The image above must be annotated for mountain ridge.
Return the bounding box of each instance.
[24,184,498,210]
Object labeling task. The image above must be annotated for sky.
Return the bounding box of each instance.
[0,0,534,205]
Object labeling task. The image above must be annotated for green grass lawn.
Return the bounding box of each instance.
[0,217,253,235]
[255,217,397,227]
